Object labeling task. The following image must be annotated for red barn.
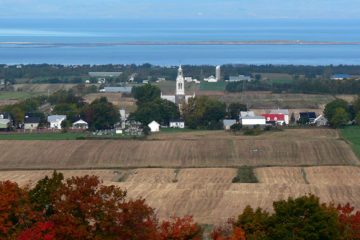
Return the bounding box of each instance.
[261,114,285,125]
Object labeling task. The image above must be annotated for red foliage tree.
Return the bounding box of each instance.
[159,215,202,240]
[50,175,159,239]
[211,220,246,240]
[17,221,56,240]
[0,181,38,239]
[337,203,360,240]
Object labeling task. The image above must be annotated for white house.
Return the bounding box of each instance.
[204,75,218,82]
[48,115,67,129]
[240,116,266,127]
[270,109,289,125]
[72,119,88,129]
[24,117,40,130]
[148,121,160,132]
[170,119,185,129]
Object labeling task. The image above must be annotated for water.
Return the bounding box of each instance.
[1,18,360,65]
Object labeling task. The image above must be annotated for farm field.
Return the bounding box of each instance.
[2,166,360,225]
[84,92,137,112]
[0,91,40,100]
[0,129,357,170]
[0,132,87,140]
[12,83,77,93]
[341,126,360,158]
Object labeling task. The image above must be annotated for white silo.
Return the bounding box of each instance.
[216,65,221,81]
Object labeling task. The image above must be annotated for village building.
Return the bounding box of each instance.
[0,113,11,130]
[161,66,195,106]
[223,119,237,130]
[262,114,286,125]
[240,116,266,127]
[170,119,185,129]
[24,117,40,130]
[72,119,88,129]
[48,115,67,129]
[148,121,160,132]
[299,112,317,123]
[270,109,289,125]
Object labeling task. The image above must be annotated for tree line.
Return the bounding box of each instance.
[3,63,360,84]
[1,172,360,240]
[324,96,360,128]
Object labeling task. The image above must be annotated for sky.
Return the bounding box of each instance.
[0,0,358,19]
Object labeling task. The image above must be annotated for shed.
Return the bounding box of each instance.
[72,119,88,129]
[240,116,266,127]
[270,109,289,124]
[223,119,237,130]
[148,121,160,133]
[0,118,10,130]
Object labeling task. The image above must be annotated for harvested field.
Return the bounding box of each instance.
[219,91,336,109]
[255,167,306,184]
[305,166,360,185]
[0,129,357,170]
[84,93,137,112]
[2,166,360,225]
[13,84,77,93]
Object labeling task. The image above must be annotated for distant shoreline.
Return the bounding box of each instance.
[2,40,360,47]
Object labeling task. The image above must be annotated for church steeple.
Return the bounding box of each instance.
[176,65,185,95]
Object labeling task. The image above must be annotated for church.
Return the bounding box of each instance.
[161,65,195,106]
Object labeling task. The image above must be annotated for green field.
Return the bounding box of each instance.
[199,82,226,91]
[0,132,87,140]
[341,126,360,159]
[0,92,41,100]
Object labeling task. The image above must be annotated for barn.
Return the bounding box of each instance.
[262,114,285,125]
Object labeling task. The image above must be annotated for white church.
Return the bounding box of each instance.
[161,65,195,106]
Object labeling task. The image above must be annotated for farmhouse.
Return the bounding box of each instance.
[24,117,40,130]
[48,115,67,129]
[270,109,289,125]
[331,74,351,80]
[240,116,266,127]
[223,119,237,130]
[72,119,88,130]
[299,112,317,123]
[0,113,11,130]
[262,114,285,125]
[170,119,185,129]
[148,121,160,132]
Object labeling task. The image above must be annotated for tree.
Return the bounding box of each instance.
[211,222,246,240]
[353,95,360,115]
[356,112,360,125]
[53,103,80,123]
[0,181,37,238]
[337,203,360,240]
[331,107,350,128]
[81,97,120,130]
[132,84,161,105]
[17,221,56,240]
[29,171,64,215]
[324,99,349,126]
[131,99,180,126]
[227,103,247,120]
[50,175,159,239]
[268,195,340,240]
[183,96,226,130]
[236,206,270,240]
[160,216,203,240]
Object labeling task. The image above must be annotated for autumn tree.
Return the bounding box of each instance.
[29,171,64,215]
[49,175,159,239]
[211,222,246,240]
[160,216,202,240]
[17,221,56,240]
[0,181,38,239]
[337,203,360,240]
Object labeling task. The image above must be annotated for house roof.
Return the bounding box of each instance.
[332,74,351,79]
[148,121,160,127]
[300,112,316,119]
[103,87,132,93]
[73,119,88,125]
[240,111,255,118]
[0,118,10,125]
[24,117,40,124]
[170,119,184,123]
[223,119,237,126]
[47,115,66,123]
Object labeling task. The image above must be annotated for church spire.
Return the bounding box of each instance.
[176,65,185,95]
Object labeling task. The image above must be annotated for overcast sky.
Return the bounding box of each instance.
[0,0,358,19]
